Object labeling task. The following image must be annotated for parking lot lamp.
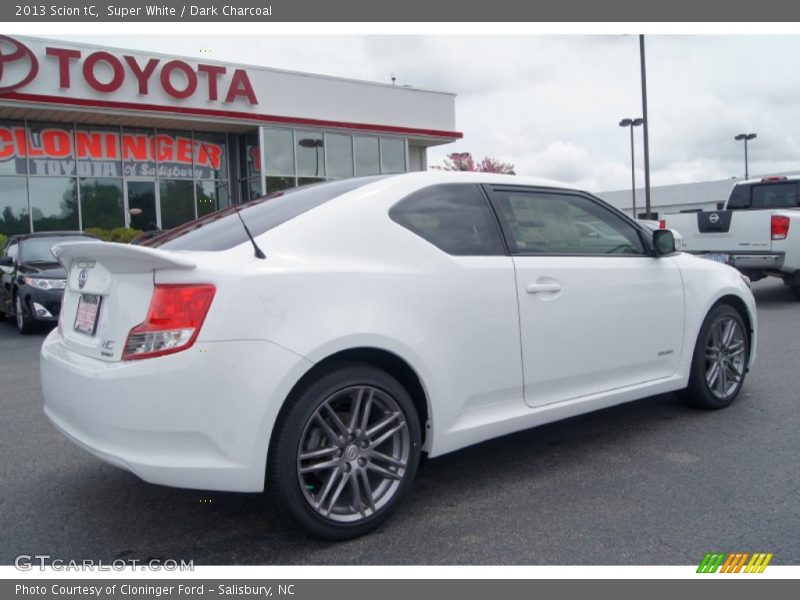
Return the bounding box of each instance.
[619,118,644,217]
[734,133,757,180]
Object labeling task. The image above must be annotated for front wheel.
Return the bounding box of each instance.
[15,294,35,335]
[791,285,800,301]
[268,363,421,540]
[679,303,749,409]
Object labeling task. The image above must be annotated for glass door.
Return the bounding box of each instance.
[125,180,158,231]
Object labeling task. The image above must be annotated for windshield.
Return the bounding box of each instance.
[21,236,97,263]
[149,176,388,252]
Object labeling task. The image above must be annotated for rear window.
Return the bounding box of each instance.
[728,181,800,210]
[149,176,386,251]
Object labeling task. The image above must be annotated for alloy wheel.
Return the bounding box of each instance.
[296,385,411,523]
[704,314,746,399]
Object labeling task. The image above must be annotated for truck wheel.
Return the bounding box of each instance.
[679,303,749,410]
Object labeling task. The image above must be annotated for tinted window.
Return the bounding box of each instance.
[389,184,505,256]
[5,241,18,260]
[151,176,387,252]
[493,190,644,255]
[727,184,750,209]
[751,182,799,209]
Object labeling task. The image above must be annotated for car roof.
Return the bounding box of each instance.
[10,231,95,241]
[379,170,581,191]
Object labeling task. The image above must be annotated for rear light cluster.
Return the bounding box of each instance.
[122,284,215,361]
[771,215,791,241]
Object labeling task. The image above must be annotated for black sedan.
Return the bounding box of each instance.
[0,232,99,334]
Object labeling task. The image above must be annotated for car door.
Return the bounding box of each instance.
[0,239,19,315]
[487,186,685,408]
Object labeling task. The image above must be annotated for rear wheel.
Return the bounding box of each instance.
[15,294,35,335]
[679,303,749,409]
[268,363,421,540]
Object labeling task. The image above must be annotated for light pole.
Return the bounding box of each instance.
[734,133,757,180]
[639,35,652,219]
[619,118,644,217]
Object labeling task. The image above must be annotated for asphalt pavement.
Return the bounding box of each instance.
[1,279,798,565]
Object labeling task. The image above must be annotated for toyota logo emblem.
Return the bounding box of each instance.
[0,35,39,94]
[709,213,720,224]
[78,269,88,290]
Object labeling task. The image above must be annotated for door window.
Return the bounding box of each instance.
[493,190,644,255]
[5,241,18,260]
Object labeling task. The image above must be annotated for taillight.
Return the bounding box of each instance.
[122,284,215,360]
[771,215,790,241]
[658,219,666,229]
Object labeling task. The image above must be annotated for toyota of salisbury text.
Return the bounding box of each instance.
[40,172,757,539]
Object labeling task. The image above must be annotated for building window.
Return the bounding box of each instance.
[79,178,125,230]
[354,136,380,176]
[0,175,29,235]
[296,130,325,179]
[159,179,196,229]
[325,134,354,179]
[381,138,406,174]
[29,177,78,232]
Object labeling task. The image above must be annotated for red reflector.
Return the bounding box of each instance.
[658,219,666,229]
[771,215,790,240]
[122,284,215,360]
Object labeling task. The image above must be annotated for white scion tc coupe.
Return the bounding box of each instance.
[41,172,757,539]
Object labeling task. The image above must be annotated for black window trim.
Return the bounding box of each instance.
[482,184,654,258]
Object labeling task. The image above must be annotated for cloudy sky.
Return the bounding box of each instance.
[49,34,800,191]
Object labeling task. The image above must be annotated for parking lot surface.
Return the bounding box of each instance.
[1,279,798,565]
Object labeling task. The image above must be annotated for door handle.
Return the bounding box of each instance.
[526,282,562,294]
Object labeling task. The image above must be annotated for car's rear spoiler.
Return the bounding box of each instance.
[52,241,196,274]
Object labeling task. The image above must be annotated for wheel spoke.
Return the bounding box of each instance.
[349,472,366,517]
[369,449,407,469]
[299,446,339,461]
[366,462,403,480]
[725,363,741,383]
[707,362,720,387]
[721,320,736,346]
[322,402,350,437]
[299,458,340,474]
[359,390,374,434]
[366,411,400,438]
[718,363,728,394]
[359,470,376,512]
[313,412,342,445]
[348,388,365,433]
[371,421,406,448]
[315,467,343,508]
[324,470,350,516]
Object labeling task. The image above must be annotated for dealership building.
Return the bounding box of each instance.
[0,35,460,235]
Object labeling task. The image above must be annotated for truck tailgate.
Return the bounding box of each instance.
[664,210,773,253]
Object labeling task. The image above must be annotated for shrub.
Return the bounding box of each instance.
[0,233,7,250]
[84,227,143,244]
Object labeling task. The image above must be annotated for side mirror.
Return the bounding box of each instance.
[653,229,676,256]
[0,255,15,267]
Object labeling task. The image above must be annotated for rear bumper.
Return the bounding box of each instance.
[41,330,312,492]
[729,253,784,270]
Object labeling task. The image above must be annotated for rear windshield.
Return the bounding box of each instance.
[728,181,800,210]
[149,176,387,251]
[21,236,98,262]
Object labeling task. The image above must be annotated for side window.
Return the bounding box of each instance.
[727,185,750,210]
[389,184,505,256]
[5,241,18,260]
[493,190,644,255]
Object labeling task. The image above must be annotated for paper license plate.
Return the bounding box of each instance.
[700,253,729,264]
[74,294,101,336]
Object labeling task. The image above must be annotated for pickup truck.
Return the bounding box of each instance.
[661,175,800,299]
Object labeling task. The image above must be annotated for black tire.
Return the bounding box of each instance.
[14,294,36,335]
[679,303,749,410]
[791,285,800,301]
[267,362,421,540]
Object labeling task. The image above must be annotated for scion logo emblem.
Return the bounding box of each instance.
[709,213,720,224]
[78,269,88,290]
[0,35,39,93]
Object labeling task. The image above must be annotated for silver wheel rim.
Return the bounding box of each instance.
[704,315,746,399]
[297,385,410,523]
[15,296,23,330]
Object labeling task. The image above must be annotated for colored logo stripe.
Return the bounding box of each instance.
[697,552,773,573]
